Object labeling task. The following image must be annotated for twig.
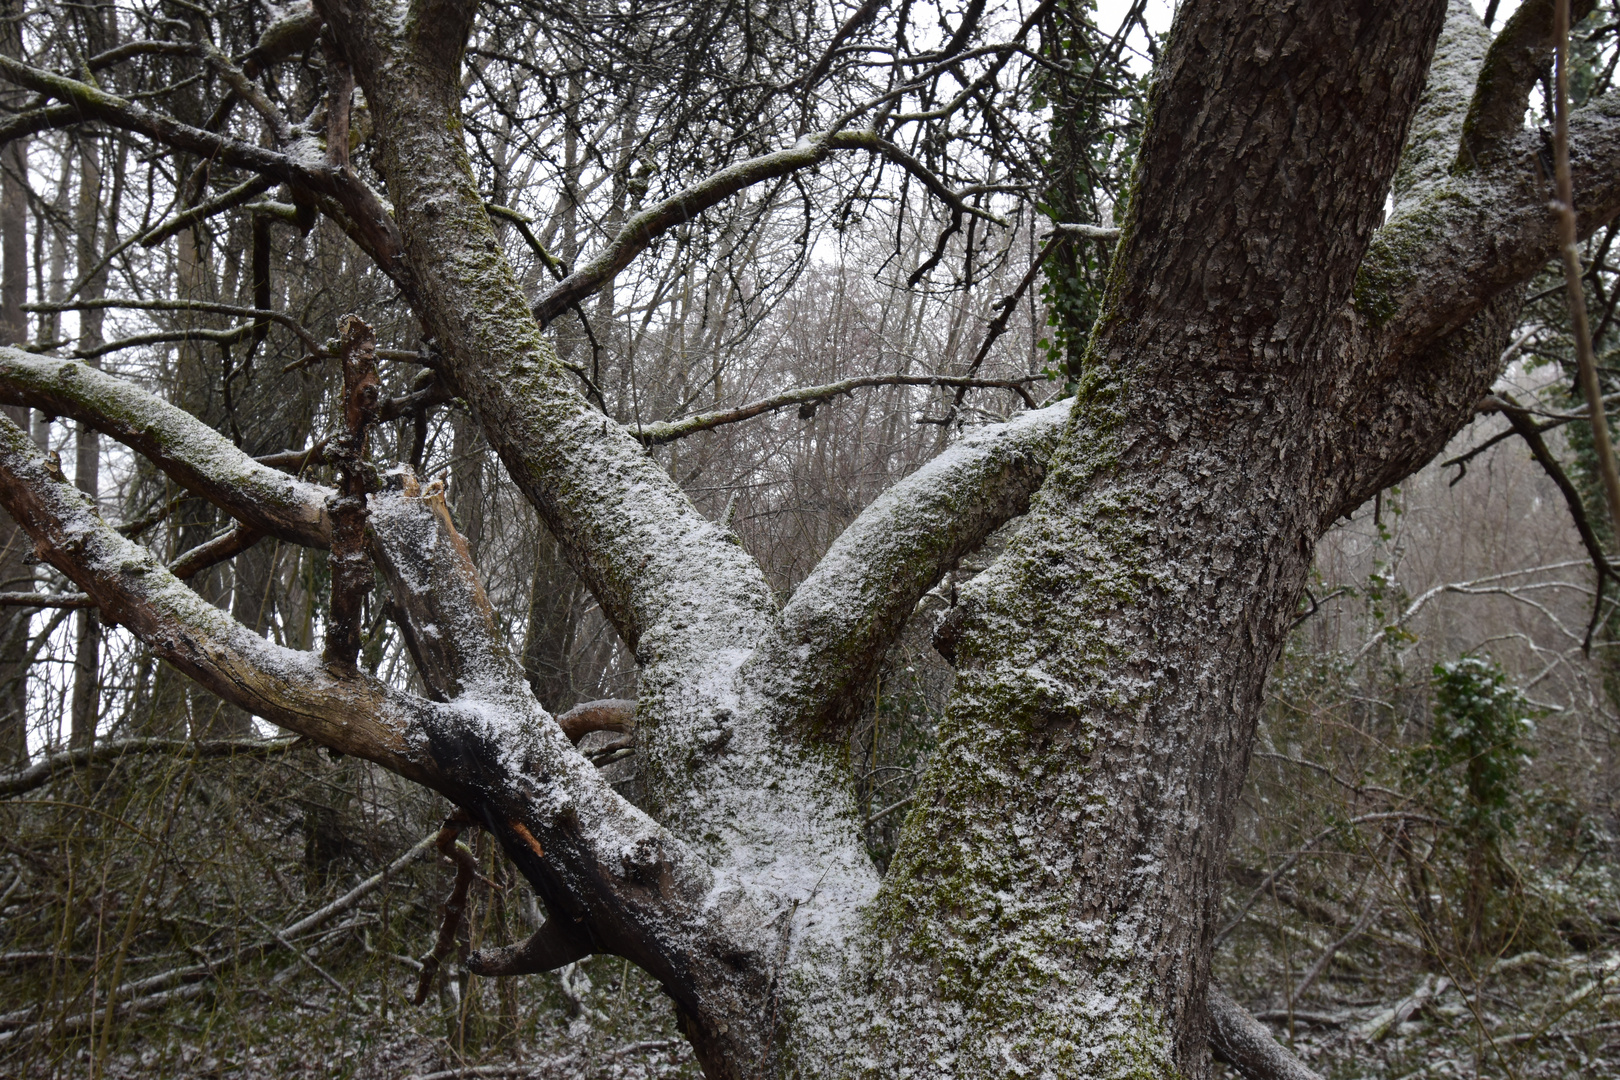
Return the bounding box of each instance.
[282,834,437,939]
[927,230,1076,425]
[0,832,436,1041]
[1215,812,1445,945]
[633,373,1039,444]
[1288,846,1392,1006]
[863,795,915,828]
[413,812,479,1006]
[1554,0,1620,540]
[0,737,298,798]
[247,913,348,995]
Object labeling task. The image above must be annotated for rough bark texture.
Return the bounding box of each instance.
[1207,984,1325,1080]
[6,1,1620,1077]
[823,4,1451,1077]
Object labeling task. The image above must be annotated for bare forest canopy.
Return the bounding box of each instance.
[1,0,1620,1078]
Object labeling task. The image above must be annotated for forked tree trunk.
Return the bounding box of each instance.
[2,1,1615,1077]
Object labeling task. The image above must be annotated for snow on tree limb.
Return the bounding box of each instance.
[1361,88,1620,360]
[0,347,332,547]
[0,409,432,781]
[1207,984,1326,1080]
[762,398,1071,740]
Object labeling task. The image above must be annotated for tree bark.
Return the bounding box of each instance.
[6,2,1620,1077]
[831,4,1451,1076]
[68,127,105,749]
[0,0,29,762]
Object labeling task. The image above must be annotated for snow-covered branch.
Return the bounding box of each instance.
[0,402,777,1036]
[760,399,1070,739]
[1363,88,1620,362]
[0,348,332,547]
[0,410,431,781]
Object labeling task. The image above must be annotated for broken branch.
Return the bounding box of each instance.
[324,316,380,669]
[413,811,478,1005]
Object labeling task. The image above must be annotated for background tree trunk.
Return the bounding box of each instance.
[0,0,30,762]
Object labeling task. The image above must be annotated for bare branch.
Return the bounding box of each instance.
[1207,983,1326,1080]
[0,55,411,285]
[632,373,1039,445]
[0,410,432,782]
[531,129,998,327]
[135,176,276,247]
[0,591,91,608]
[0,736,298,798]
[26,297,323,354]
[413,812,478,1005]
[168,524,265,582]
[554,698,636,743]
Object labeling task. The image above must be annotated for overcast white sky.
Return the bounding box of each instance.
[1090,0,1526,76]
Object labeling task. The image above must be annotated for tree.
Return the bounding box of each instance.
[2,0,1619,1077]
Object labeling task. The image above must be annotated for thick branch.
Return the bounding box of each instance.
[1207,984,1326,1080]
[0,103,81,147]
[1391,0,1494,208]
[760,399,1069,740]
[242,2,324,77]
[0,348,331,547]
[0,412,433,781]
[1459,0,1599,169]
[632,373,1038,445]
[1362,91,1620,363]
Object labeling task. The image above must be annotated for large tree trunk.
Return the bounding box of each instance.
[820,3,1453,1075]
